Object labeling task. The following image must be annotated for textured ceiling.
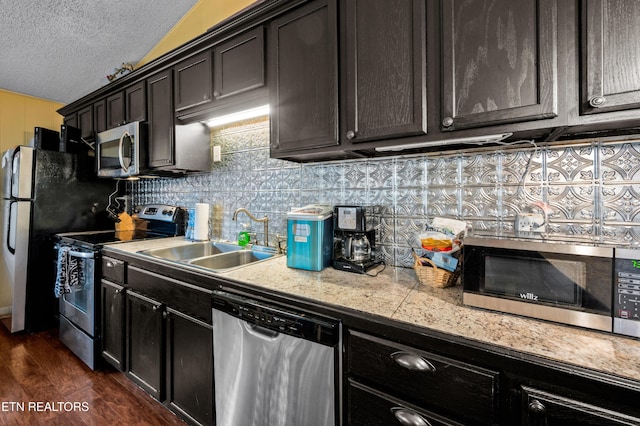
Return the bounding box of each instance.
[0,0,198,104]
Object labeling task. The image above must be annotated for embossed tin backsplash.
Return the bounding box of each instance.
[128,118,640,267]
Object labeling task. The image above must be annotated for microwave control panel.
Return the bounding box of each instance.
[614,249,640,338]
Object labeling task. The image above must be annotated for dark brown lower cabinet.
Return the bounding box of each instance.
[165,308,214,426]
[126,290,165,401]
[349,380,462,426]
[101,280,125,371]
[521,386,640,426]
[347,330,499,425]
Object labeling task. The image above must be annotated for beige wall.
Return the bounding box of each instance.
[136,0,256,67]
[0,89,64,152]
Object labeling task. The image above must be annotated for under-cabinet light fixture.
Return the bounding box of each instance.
[206,104,270,128]
[375,132,513,152]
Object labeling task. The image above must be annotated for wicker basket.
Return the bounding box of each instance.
[412,250,459,288]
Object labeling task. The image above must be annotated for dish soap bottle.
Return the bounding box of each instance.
[237,223,251,246]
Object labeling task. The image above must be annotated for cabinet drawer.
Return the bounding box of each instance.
[348,330,498,425]
[349,380,462,426]
[521,386,640,425]
[102,256,125,284]
[127,266,212,323]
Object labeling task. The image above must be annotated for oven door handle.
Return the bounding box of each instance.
[68,250,96,259]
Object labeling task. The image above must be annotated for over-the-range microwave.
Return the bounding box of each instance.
[462,237,640,338]
[96,121,147,178]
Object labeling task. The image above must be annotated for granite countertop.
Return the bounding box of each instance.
[107,237,640,383]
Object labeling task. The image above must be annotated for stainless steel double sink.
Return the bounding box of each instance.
[138,241,279,272]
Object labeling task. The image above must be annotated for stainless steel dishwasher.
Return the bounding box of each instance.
[212,290,341,426]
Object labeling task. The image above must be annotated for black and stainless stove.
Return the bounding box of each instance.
[56,204,185,249]
[54,204,185,369]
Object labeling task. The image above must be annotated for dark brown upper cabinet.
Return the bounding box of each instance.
[63,105,93,140]
[581,0,640,115]
[342,0,427,144]
[105,81,147,129]
[106,91,125,129]
[214,27,265,100]
[76,105,94,139]
[269,0,339,156]
[93,99,107,135]
[440,0,559,131]
[125,81,147,123]
[147,70,175,168]
[174,51,213,112]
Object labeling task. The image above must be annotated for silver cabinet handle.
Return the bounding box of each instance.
[390,351,436,373]
[589,96,606,108]
[442,116,454,127]
[346,130,356,140]
[105,261,115,268]
[528,399,547,416]
[391,408,431,426]
[152,304,162,312]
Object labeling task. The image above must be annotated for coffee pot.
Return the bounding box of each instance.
[342,233,371,262]
[332,205,382,273]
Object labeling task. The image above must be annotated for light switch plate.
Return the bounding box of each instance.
[213,145,222,162]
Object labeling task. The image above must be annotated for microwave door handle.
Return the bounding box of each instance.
[118,131,129,172]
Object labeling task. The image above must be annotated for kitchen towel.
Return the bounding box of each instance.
[54,246,85,298]
[194,203,210,241]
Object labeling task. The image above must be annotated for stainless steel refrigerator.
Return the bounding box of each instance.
[1,145,113,333]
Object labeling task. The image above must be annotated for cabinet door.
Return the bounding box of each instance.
[101,280,125,371]
[126,291,164,400]
[521,386,640,425]
[77,105,94,139]
[63,114,78,129]
[106,91,126,129]
[126,81,147,122]
[214,27,265,100]
[343,0,427,143]
[582,0,640,115]
[147,70,175,168]
[441,0,558,131]
[165,309,213,426]
[174,51,213,112]
[269,0,339,155]
[93,99,107,135]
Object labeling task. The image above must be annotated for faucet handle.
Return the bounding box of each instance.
[248,232,258,246]
[276,234,287,255]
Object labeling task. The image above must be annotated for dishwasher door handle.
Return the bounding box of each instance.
[245,322,280,340]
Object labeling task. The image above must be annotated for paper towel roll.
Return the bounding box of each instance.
[194,203,210,241]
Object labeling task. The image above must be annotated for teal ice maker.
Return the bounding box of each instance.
[286,205,334,271]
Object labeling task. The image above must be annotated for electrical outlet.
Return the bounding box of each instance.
[516,213,546,233]
[213,145,222,162]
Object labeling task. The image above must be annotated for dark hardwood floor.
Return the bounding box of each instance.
[0,324,185,425]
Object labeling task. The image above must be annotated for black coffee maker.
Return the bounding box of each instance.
[332,205,383,273]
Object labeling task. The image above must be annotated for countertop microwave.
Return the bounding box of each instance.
[462,237,614,333]
[96,121,147,178]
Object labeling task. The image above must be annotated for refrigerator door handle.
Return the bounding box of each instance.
[6,200,15,254]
